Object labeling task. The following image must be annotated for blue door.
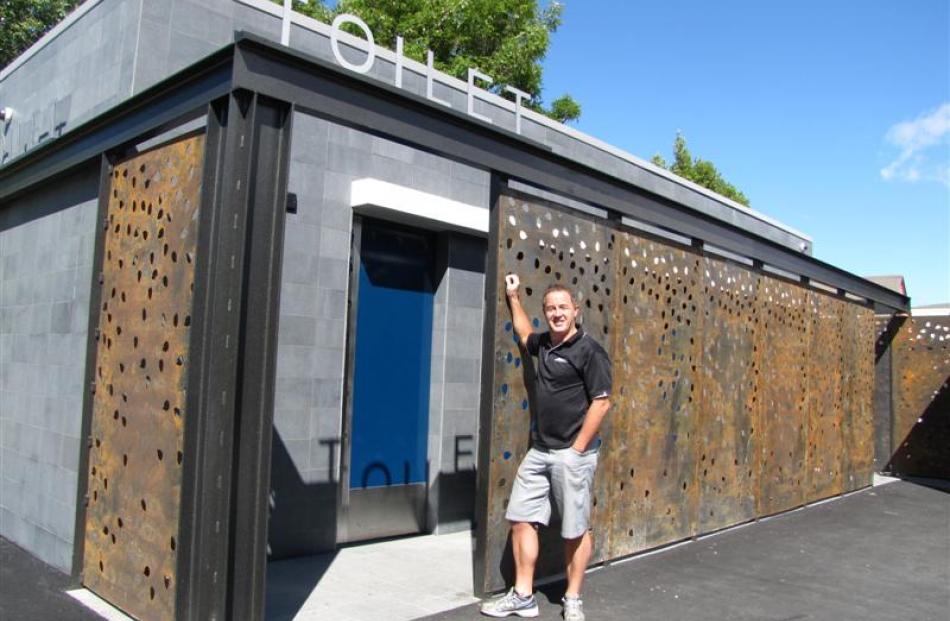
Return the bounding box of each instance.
[344,219,435,540]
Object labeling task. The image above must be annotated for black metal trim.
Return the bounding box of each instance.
[228,93,293,620]
[473,172,504,597]
[177,91,257,620]
[227,36,907,313]
[70,153,113,580]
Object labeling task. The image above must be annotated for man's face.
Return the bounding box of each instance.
[543,290,578,338]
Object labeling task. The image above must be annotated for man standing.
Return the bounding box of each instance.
[481,274,612,621]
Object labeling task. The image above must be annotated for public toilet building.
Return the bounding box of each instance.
[0,1,914,620]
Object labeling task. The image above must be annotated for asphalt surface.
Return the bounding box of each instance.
[0,538,99,621]
[2,478,948,621]
[422,478,950,621]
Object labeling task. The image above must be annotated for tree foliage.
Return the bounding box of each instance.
[652,133,750,206]
[0,0,83,69]
[281,0,580,123]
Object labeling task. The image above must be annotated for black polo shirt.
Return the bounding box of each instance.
[525,327,612,450]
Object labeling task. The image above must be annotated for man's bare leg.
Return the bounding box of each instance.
[511,521,539,595]
[564,530,593,598]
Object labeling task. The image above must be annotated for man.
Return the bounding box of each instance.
[481,274,612,621]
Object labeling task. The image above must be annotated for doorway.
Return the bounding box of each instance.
[339,217,437,542]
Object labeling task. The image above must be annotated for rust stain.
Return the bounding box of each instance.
[82,134,204,621]
[482,196,615,592]
[606,230,704,558]
[693,256,758,533]
[839,307,876,491]
[752,276,810,517]
[804,293,845,499]
[478,194,877,593]
[889,315,950,478]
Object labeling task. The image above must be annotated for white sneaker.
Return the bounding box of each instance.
[562,595,585,621]
[480,588,540,618]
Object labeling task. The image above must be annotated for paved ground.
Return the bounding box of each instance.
[2,478,947,621]
[265,530,479,620]
[422,478,950,621]
[0,537,99,621]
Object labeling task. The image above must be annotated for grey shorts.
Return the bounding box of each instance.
[505,445,599,539]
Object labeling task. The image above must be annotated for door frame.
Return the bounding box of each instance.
[338,214,439,543]
[337,214,363,544]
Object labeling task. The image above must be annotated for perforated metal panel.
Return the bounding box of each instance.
[483,196,616,587]
[478,193,877,593]
[839,307,876,490]
[805,293,846,499]
[753,276,810,516]
[82,134,205,621]
[693,256,758,534]
[605,231,704,557]
[889,315,950,479]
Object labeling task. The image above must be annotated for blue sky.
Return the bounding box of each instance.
[540,0,949,306]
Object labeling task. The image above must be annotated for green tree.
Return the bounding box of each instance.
[279,0,580,123]
[0,0,83,68]
[652,133,750,206]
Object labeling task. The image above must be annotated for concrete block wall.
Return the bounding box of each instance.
[0,165,99,571]
[267,110,488,556]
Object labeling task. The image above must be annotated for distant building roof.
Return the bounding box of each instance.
[866,275,906,295]
[912,302,950,316]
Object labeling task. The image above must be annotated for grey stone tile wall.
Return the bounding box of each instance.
[0,0,280,163]
[268,110,488,556]
[428,234,486,533]
[0,0,142,163]
[0,165,99,571]
[2,0,808,253]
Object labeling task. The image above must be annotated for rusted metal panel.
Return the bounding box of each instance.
[753,276,810,516]
[478,194,881,592]
[82,134,204,621]
[480,195,616,592]
[889,315,950,479]
[693,256,758,534]
[839,307,876,491]
[605,231,704,558]
[804,292,845,500]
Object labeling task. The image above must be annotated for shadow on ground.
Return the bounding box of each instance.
[419,480,950,621]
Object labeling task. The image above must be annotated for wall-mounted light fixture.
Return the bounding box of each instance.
[0,107,13,122]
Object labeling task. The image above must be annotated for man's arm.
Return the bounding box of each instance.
[571,397,610,453]
[504,274,533,348]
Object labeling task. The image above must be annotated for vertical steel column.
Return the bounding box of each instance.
[473,173,504,597]
[228,94,292,621]
[176,90,292,620]
[177,92,254,621]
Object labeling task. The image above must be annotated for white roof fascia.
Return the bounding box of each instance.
[349,178,489,235]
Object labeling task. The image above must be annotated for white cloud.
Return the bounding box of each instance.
[880,102,950,186]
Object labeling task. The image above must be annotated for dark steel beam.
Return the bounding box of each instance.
[228,94,292,621]
[178,91,257,621]
[473,173,504,598]
[228,34,908,313]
